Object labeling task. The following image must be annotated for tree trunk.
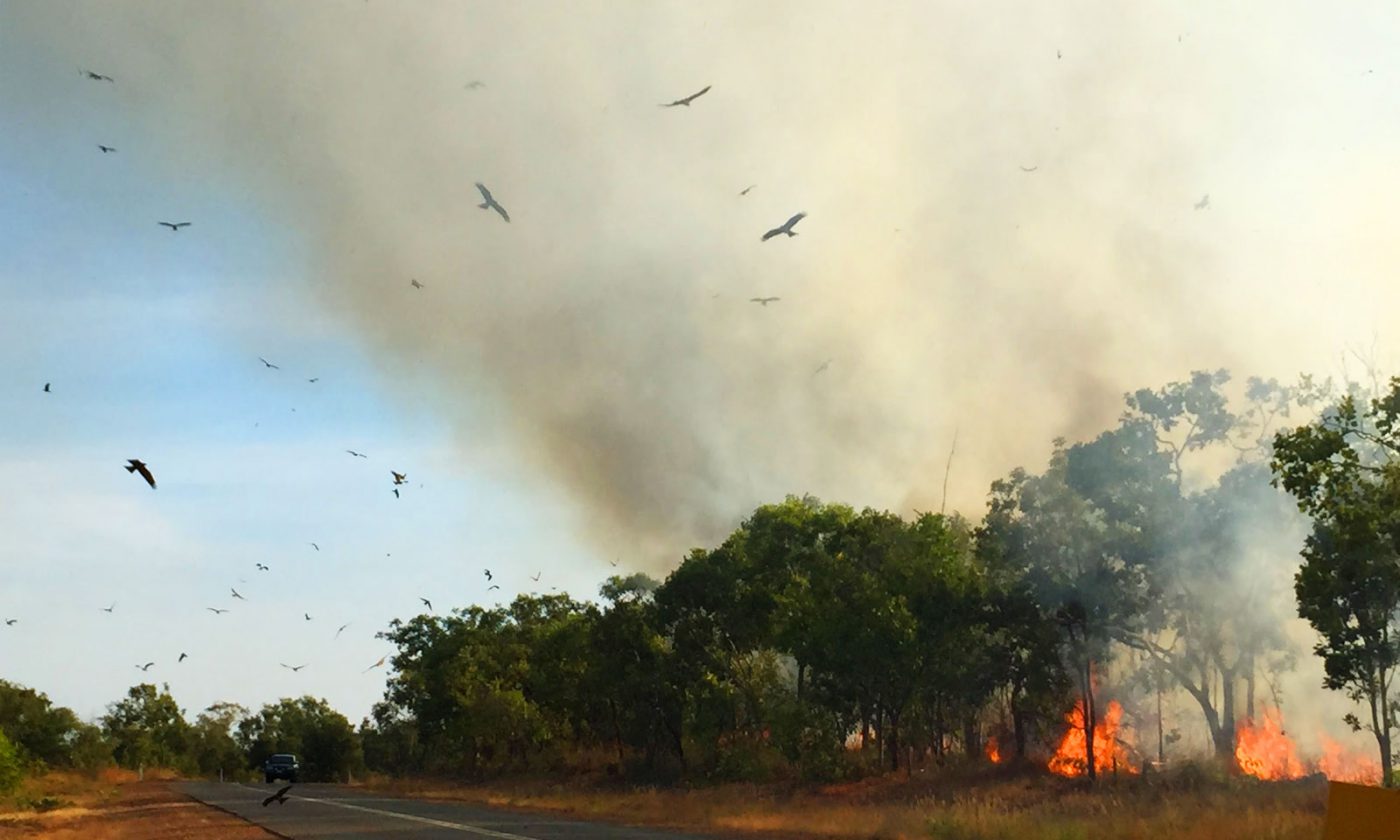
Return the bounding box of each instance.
[1083,658,1097,781]
[1245,655,1256,721]
[962,715,979,760]
[888,711,901,772]
[1219,669,1237,763]
[1157,684,1165,764]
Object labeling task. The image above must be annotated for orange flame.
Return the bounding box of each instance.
[985,737,1002,764]
[1048,699,1135,777]
[1316,734,1381,785]
[1235,709,1305,780]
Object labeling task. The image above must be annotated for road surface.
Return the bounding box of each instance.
[180,782,727,839]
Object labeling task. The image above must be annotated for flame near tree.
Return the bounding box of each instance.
[1048,699,1136,777]
[1234,706,1381,785]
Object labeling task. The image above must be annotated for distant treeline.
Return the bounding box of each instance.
[6,371,1400,787]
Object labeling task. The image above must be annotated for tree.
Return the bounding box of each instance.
[101,684,191,771]
[0,729,22,795]
[1273,379,1400,786]
[237,697,362,782]
[190,702,248,778]
[0,680,84,768]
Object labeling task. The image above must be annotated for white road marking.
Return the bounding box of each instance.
[232,784,537,839]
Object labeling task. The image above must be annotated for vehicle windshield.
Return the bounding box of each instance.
[269,754,295,762]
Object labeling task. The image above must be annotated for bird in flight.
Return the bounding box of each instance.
[43,382,51,393]
[813,359,832,376]
[178,653,188,663]
[410,278,424,289]
[392,471,407,485]
[4,619,16,626]
[465,80,486,90]
[1194,194,1210,210]
[609,558,619,567]
[231,588,246,600]
[531,572,541,582]
[258,357,279,369]
[487,584,500,591]
[749,297,780,306]
[304,613,312,621]
[762,212,807,241]
[346,449,368,458]
[475,182,510,222]
[419,597,433,611]
[363,655,387,673]
[255,563,269,571]
[158,221,191,232]
[1019,165,1038,173]
[102,603,116,613]
[392,488,400,499]
[307,377,318,383]
[125,459,157,489]
[281,663,307,672]
[309,542,319,551]
[335,623,350,639]
[136,662,154,672]
[739,185,757,196]
[81,69,114,82]
[98,145,117,153]
[660,85,711,107]
[207,607,229,615]
[483,569,493,581]
[262,785,293,807]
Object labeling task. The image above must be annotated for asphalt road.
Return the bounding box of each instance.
[180,782,727,839]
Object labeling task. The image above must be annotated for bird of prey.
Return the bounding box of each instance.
[178,653,188,663]
[309,542,320,551]
[812,359,832,376]
[81,69,114,82]
[43,382,51,393]
[531,572,541,582]
[392,488,400,498]
[483,569,493,581]
[487,584,500,591]
[207,607,229,615]
[281,663,307,672]
[1056,49,1062,60]
[262,785,293,807]
[410,278,424,289]
[465,80,486,90]
[307,377,318,383]
[98,145,117,153]
[258,357,279,369]
[255,563,269,571]
[1019,165,1038,173]
[609,558,619,567]
[363,655,387,673]
[475,182,510,222]
[346,450,368,458]
[3,619,16,626]
[1194,194,1210,210]
[660,85,711,107]
[137,662,154,672]
[103,603,116,613]
[749,297,780,306]
[231,588,246,600]
[391,471,407,485]
[739,184,757,196]
[335,623,350,639]
[419,597,432,611]
[304,613,312,621]
[158,221,191,231]
[761,212,806,241]
[125,459,157,489]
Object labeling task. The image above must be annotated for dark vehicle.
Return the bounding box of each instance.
[263,753,299,784]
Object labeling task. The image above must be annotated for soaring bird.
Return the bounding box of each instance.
[81,69,114,82]
[464,80,486,90]
[812,359,832,376]
[102,603,116,613]
[1019,165,1038,173]
[1194,194,1210,210]
[258,357,279,369]
[281,663,307,672]
[410,278,424,289]
[475,182,510,222]
[335,623,350,639]
[419,597,432,611]
[262,785,293,807]
[761,212,806,241]
[609,558,619,567]
[739,184,757,196]
[309,542,320,551]
[43,382,51,393]
[487,584,500,591]
[307,377,318,383]
[98,145,117,153]
[749,297,780,306]
[136,662,154,672]
[483,569,493,581]
[4,619,16,626]
[207,607,229,615]
[346,450,367,458]
[660,85,711,107]
[531,572,541,582]
[231,588,246,600]
[363,655,387,673]
[391,471,407,485]
[125,459,157,489]
[178,653,188,663]
[158,221,191,231]
[392,488,400,499]
[304,613,312,621]
[255,563,269,571]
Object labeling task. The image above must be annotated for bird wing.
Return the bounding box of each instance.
[686,85,712,102]
[760,227,784,241]
[492,201,510,222]
[785,212,807,229]
[475,182,493,203]
[135,463,156,488]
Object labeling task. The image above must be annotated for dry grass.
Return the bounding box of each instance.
[364,764,1328,840]
[0,774,273,839]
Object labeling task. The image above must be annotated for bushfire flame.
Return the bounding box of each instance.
[1235,706,1381,785]
[1048,699,1135,777]
[985,737,1002,764]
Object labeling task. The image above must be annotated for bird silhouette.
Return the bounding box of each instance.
[309,542,319,551]
[1195,194,1210,210]
[262,785,293,807]
[419,597,432,611]
[258,357,279,369]
[812,359,832,376]
[157,221,191,231]
[609,558,619,567]
[304,613,312,621]
[660,85,711,107]
[392,488,400,498]
[483,569,493,581]
[81,69,114,82]
[531,572,541,582]
[207,607,229,615]
[281,663,307,672]
[4,619,16,626]
[137,662,154,672]
[178,653,188,663]
[487,584,500,591]
[749,297,780,306]
[335,623,350,639]
[125,459,157,489]
[346,450,367,458]
[739,184,757,196]
[255,563,269,571]
[98,145,116,153]
[464,80,486,90]
[410,278,424,289]
[102,603,116,613]
[43,382,51,393]
[391,471,407,485]
[1019,165,1038,173]
[475,183,510,222]
[363,655,387,673]
[231,588,246,600]
[761,212,806,241]
[307,377,318,383]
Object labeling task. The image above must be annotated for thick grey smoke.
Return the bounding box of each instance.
[8,2,1400,564]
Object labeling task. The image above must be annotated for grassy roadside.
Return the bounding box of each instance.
[361,765,1328,840]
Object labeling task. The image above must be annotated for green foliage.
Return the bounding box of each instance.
[0,729,23,795]
[101,683,191,772]
[0,680,85,769]
[238,697,362,782]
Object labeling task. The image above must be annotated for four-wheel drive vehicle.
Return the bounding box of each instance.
[264,753,299,783]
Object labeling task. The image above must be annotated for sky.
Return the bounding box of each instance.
[2,1,1400,725]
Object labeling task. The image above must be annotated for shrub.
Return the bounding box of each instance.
[0,729,24,795]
